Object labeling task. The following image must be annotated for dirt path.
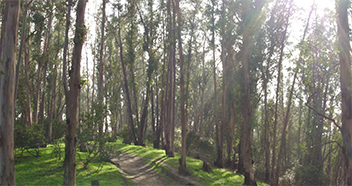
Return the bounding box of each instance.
[110,152,204,186]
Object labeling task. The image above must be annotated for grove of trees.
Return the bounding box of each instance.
[1,0,352,185]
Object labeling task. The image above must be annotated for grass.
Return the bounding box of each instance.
[109,137,268,186]
[15,138,267,186]
[15,144,133,186]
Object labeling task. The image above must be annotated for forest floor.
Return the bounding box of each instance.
[111,151,204,186]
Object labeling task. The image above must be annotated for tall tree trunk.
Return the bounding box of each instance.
[275,2,311,184]
[0,0,19,184]
[164,0,175,157]
[24,19,32,126]
[176,0,189,175]
[263,68,270,182]
[14,0,30,101]
[210,0,220,168]
[116,19,138,144]
[271,1,292,183]
[337,0,352,184]
[63,0,87,185]
[98,0,106,147]
[241,0,265,184]
[241,13,256,185]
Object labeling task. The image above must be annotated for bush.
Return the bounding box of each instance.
[185,131,214,162]
[294,164,326,185]
[15,123,46,157]
[43,119,66,141]
[118,125,133,144]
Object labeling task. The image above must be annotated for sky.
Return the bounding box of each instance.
[81,0,337,79]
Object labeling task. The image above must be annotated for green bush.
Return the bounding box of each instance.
[185,131,214,162]
[118,125,133,144]
[43,119,66,141]
[15,123,46,157]
[294,164,325,185]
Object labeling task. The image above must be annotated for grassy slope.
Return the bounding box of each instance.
[15,145,132,186]
[110,138,267,186]
[15,138,267,186]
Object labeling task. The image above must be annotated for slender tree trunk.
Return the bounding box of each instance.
[263,68,270,183]
[337,0,352,184]
[14,0,30,101]
[176,0,189,175]
[271,1,292,183]
[63,0,87,185]
[0,0,19,184]
[275,3,311,184]
[24,21,32,126]
[97,0,106,147]
[210,0,220,168]
[116,21,138,144]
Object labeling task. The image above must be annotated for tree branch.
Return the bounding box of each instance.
[305,103,342,132]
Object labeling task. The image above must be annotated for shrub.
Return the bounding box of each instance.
[15,123,46,157]
[117,125,133,144]
[294,164,326,185]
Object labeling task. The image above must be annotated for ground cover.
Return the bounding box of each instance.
[15,144,132,186]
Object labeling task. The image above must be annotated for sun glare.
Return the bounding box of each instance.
[294,0,335,11]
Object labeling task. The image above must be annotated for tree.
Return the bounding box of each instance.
[336,0,352,184]
[0,0,20,185]
[63,0,87,185]
[97,0,106,148]
[176,0,190,176]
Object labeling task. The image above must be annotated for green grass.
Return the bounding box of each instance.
[110,137,268,186]
[15,144,132,186]
[15,138,267,186]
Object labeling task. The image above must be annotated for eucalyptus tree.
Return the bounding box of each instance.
[97,0,107,147]
[238,0,267,184]
[63,0,87,185]
[336,0,352,184]
[0,0,20,184]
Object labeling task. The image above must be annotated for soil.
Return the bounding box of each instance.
[110,152,205,186]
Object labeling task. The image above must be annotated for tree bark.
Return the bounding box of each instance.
[164,0,175,157]
[176,0,190,176]
[337,0,352,184]
[0,0,19,185]
[24,17,32,126]
[63,0,87,185]
[97,0,106,148]
[210,0,220,169]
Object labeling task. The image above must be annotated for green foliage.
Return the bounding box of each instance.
[15,122,46,157]
[294,164,326,185]
[74,24,87,44]
[117,125,133,144]
[79,73,89,89]
[50,138,64,160]
[78,104,118,169]
[43,119,66,141]
[186,131,214,161]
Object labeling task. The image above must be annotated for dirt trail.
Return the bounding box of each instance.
[110,152,204,186]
